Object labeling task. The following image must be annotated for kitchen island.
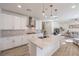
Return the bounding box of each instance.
[28,34,62,56]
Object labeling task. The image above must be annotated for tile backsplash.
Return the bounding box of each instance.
[0,30,26,37]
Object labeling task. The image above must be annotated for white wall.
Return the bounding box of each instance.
[45,21,52,34]
[35,20,42,32]
[51,21,60,33]
[35,20,61,33]
[59,20,79,32]
[59,21,69,31]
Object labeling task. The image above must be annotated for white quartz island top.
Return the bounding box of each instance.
[27,34,60,49]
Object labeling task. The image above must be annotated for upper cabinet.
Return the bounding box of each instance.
[0,14,14,29]
[0,14,27,30]
[0,14,3,29]
[20,16,27,29]
[14,16,21,29]
[5,14,15,29]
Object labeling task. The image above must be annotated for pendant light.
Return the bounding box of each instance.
[53,8,58,19]
[50,5,53,16]
[50,5,53,20]
[42,4,45,16]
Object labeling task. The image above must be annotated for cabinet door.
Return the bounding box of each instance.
[0,38,4,50]
[0,37,14,50]
[20,16,27,29]
[14,16,27,30]
[0,14,3,29]
[13,36,22,47]
[21,36,28,44]
[0,14,14,29]
[0,14,28,30]
[14,16,21,29]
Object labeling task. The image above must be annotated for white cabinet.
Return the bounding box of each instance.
[3,14,14,29]
[0,14,3,29]
[14,16,27,29]
[5,38,14,49]
[0,14,14,29]
[0,38,3,50]
[14,16,21,29]
[0,36,28,51]
[0,37,14,50]
[13,36,23,47]
[21,36,28,44]
[0,14,27,30]
[20,17,27,29]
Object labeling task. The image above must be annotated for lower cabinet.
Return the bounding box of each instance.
[0,37,14,51]
[13,36,22,47]
[22,36,28,44]
[0,44,30,56]
[0,36,28,51]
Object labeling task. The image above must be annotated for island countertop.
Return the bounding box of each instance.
[27,34,61,49]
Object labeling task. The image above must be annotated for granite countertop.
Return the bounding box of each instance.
[27,34,61,49]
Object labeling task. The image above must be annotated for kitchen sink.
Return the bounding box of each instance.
[26,32,36,34]
[38,36,48,39]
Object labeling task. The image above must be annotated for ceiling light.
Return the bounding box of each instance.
[50,5,53,17]
[17,5,22,8]
[72,5,76,8]
[42,4,45,16]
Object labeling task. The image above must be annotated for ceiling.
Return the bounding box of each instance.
[0,3,79,22]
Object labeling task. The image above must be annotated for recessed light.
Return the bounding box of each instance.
[72,5,76,8]
[17,5,22,8]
